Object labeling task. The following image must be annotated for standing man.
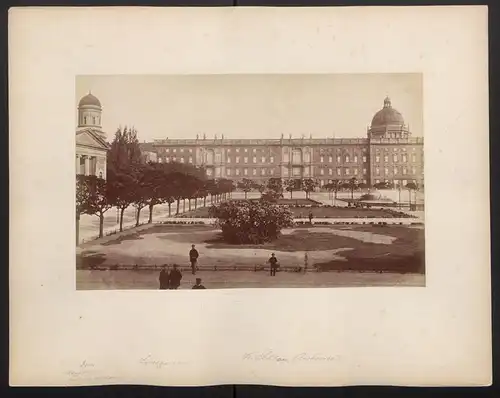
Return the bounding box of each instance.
[189,244,199,275]
[169,264,183,290]
[268,253,279,276]
[192,278,206,289]
[308,211,314,224]
[159,265,169,290]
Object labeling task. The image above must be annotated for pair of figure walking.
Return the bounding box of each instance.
[159,264,183,290]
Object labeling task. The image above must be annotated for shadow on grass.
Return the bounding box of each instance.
[315,252,425,274]
[100,224,216,246]
[77,251,107,269]
[101,232,144,246]
[204,226,423,252]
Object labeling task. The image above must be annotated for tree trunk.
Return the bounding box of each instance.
[176,199,180,214]
[99,213,104,238]
[204,196,207,207]
[334,190,338,206]
[183,199,186,212]
[188,198,192,211]
[119,207,125,232]
[290,190,293,199]
[76,212,80,246]
[148,203,154,223]
[351,188,354,200]
[168,202,172,217]
[136,207,142,227]
[244,191,247,199]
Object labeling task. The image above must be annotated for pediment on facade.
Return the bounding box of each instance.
[76,129,109,151]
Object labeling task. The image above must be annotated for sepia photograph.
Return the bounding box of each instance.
[76,73,425,290]
[10,6,490,387]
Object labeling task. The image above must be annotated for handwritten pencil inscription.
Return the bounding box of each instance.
[139,354,189,369]
[243,350,340,363]
[64,360,117,382]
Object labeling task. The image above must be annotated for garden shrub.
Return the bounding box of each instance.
[209,200,294,244]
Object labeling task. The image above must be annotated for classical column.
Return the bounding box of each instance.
[84,156,90,176]
[90,156,96,176]
[76,154,80,174]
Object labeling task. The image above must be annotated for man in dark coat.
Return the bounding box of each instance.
[192,278,206,289]
[308,211,314,224]
[268,253,279,276]
[189,244,199,275]
[168,264,183,290]
[159,266,169,290]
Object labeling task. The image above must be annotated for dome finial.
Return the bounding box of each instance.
[384,96,391,108]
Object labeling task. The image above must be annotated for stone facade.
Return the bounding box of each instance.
[146,97,424,188]
[76,93,109,179]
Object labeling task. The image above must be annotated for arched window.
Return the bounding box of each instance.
[83,116,87,124]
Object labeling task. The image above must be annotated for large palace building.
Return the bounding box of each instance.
[148,96,424,187]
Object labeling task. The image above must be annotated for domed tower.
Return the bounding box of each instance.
[368,96,410,139]
[77,92,105,139]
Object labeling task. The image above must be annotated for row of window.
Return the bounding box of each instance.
[227,154,419,164]
[161,146,420,155]
[375,167,417,176]
[227,156,275,164]
[318,154,419,163]
[319,168,366,176]
[82,116,100,125]
[159,154,420,165]
[373,154,419,163]
[164,148,194,154]
[318,155,366,163]
[212,167,419,178]
[159,157,193,164]
[225,168,277,177]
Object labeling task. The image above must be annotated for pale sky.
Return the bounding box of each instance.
[76,74,422,142]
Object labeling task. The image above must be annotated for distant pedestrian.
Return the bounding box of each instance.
[192,278,206,290]
[169,264,183,289]
[189,244,199,275]
[159,266,169,290]
[268,253,279,276]
[308,211,313,224]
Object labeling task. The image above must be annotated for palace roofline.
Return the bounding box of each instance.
[150,137,424,146]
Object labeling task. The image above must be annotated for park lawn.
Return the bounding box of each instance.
[176,205,407,219]
[288,207,407,218]
[78,224,424,274]
[204,225,424,274]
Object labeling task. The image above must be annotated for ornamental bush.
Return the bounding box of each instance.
[209,200,294,244]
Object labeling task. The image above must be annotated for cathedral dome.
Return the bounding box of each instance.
[78,92,101,108]
[371,96,404,127]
